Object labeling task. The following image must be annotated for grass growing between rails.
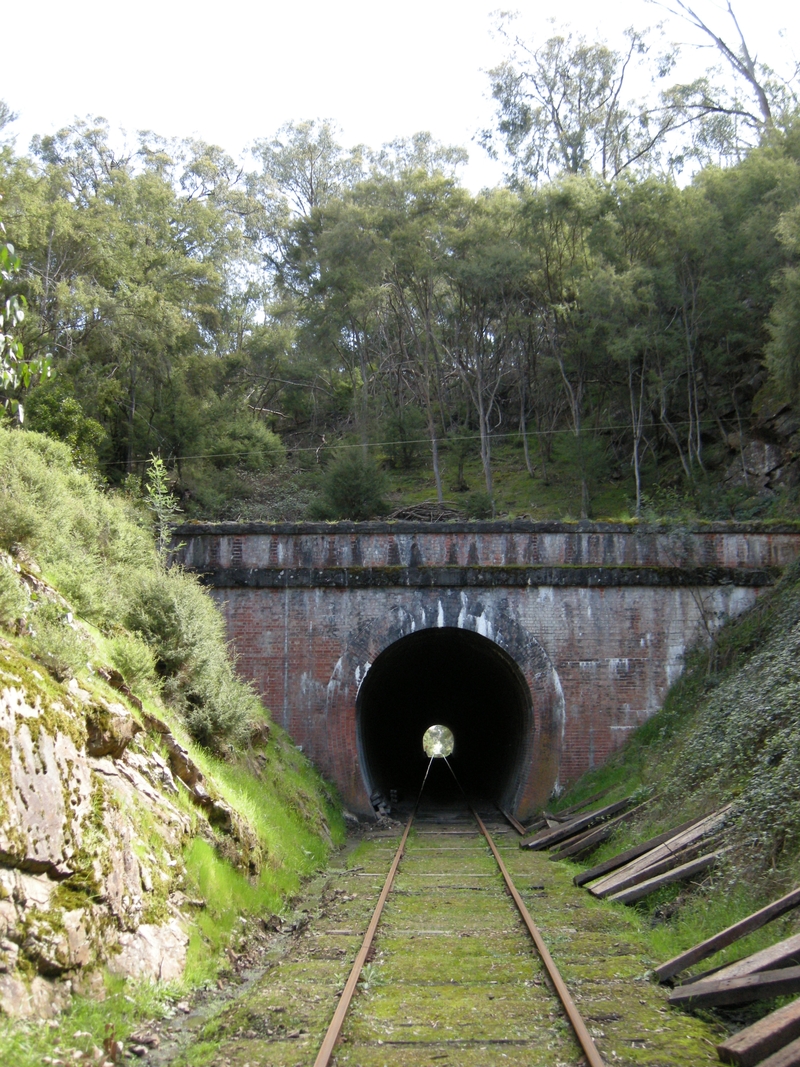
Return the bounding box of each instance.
[550,558,800,988]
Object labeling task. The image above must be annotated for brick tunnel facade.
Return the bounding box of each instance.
[175,521,800,816]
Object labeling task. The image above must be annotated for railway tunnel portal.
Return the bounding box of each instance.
[174,520,800,817]
[357,627,535,810]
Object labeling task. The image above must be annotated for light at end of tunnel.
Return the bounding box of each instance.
[422,724,454,758]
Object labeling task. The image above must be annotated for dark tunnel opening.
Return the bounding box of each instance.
[356,628,533,811]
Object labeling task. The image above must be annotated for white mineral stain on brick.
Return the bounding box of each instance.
[353,662,371,691]
[609,658,631,675]
[326,657,343,701]
[552,669,566,741]
[437,600,445,627]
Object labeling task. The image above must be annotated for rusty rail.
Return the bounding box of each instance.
[472,806,607,1067]
[312,807,414,1067]
[314,769,606,1067]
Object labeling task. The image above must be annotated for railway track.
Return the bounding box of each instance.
[314,761,605,1067]
[160,776,721,1066]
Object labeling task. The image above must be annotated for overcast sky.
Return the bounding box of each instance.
[4,0,799,190]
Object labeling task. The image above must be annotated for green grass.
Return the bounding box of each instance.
[187,745,344,868]
[378,433,646,521]
[183,838,284,983]
[0,974,179,1067]
[180,738,345,983]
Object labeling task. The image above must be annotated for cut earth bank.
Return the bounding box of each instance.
[0,632,338,1021]
[0,428,343,1062]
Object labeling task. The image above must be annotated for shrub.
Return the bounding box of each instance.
[310,451,387,520]
[124,567,262,749]
[465,490,494,519]
[24,386,107,469]
[0,560,27,628]
[205,415,285,473]
[26,602,93,679]
[108,633,161,697]
[384,407,426,470]
[0,427,267,751]
[0,428,155,626]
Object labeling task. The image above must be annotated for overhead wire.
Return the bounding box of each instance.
[104,416,706,468]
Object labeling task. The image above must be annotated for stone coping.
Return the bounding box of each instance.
[173,519,800,537]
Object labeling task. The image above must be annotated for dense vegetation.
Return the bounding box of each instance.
[1,7,799,522]
[0,427,344,1059]
[0,429,264,749]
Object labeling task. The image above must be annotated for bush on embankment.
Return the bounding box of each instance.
[0,426,344,1055]
[0,427,262,750]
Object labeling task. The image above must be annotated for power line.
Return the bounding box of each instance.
[107,418,704,468]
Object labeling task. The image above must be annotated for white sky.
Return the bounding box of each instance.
[4,0,799,190]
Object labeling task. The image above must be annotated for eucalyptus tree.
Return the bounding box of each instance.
[650,0,799,163]
[593,176,683,512]
[376,171,474,501]
[518,175,610,516]
[644,145,800,485]
[767,201,800,402]
[483,17,682,185]
[485,6,800,185]
[444,189,529,503]
[3,121,256,474]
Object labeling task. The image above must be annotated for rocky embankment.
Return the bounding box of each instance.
[0,640,260,1019]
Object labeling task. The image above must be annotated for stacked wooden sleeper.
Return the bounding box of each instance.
[523,797,800,1065]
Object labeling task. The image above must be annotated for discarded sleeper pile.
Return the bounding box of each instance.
[516,798,800,1067]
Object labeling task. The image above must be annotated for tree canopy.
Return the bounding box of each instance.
[1,6,799,521]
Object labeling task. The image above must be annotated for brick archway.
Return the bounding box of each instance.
[325,590,565,812]
[178,520,800,816]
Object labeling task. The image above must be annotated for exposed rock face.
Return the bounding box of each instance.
[725,437,791,492]
[108,920,189,983]
[0,686,92,878]
[85,700,142,759]
[0,646,260,1018]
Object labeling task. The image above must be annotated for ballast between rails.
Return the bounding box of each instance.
[313,764,607,1067]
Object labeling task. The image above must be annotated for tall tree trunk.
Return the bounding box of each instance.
[424,393,444,503]
[478,392,493,501]
[628,355,647,517]
[518,356,535,477]
[127,362,137,476]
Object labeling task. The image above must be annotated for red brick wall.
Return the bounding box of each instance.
[174,522,800,816]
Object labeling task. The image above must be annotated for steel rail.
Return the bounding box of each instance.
[443,760,606,1067]
[471,805,607,1067]
[312,809,413,1067]
[314,759,606,1067]
[313,759,434,1067]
